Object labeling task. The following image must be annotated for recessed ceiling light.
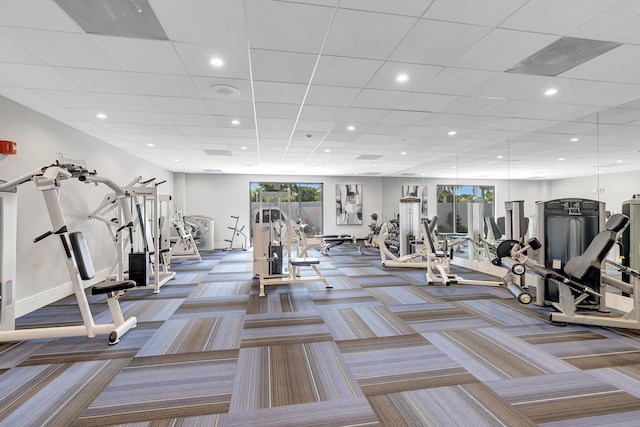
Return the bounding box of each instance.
[451,166,457,169]
[616,159,623,163]
[324,149,330,153]
[372,164,378,167]
[96,113,107,119]
[241,146,247,150]
[347,125,355,131]
[396,73,408,82]
[173,159,180,162]
[209,57,224,67]
[401,152,407,155]
[147,143,154,147]
[558,157,564,161]
[570,137,579,142]
[231,119,241,125]
[544,88,558,96]
[447,130,457,136]
[497,155,504,159]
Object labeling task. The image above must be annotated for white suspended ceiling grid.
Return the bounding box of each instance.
[1,0,640,180]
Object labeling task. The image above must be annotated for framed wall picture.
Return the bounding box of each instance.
[336,184,363,225]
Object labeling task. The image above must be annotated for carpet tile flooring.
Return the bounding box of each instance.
[2,247,640,425]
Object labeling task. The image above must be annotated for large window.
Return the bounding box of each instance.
[250,182,323,237]
[436,185,494,234]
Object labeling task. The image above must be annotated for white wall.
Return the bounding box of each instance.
[180,174,383,248]
[0,96,173,315]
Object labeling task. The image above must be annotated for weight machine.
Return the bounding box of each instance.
[252,189,330,297]
[165,209,202,263]
[89,176,177,293]
[501,213,640,328]
[0,153,137,344]
[378,197,428,268]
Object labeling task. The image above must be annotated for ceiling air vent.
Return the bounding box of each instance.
[506,37,621,76]
[54,0,168,40]
[204,149,233,156]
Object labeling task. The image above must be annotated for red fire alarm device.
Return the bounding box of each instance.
[0,140,17,155]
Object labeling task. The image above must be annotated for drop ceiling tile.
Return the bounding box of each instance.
[466,72,552,100]
[0,0,82,31]
[0,27,117,69]
[418,68,497,96]
[0,31,46,65]
[391,19,491,66]
[452,29,559,71]
[103,110,174,125]
[300,105,346,121]
[341,107,389,123]
[220,128,257,138]
[438,96,503,115]
[254,102,300,119]
[205,99,254,117]
[595,108,640,125]
[323,8,416,60]
[399,125,446,137]
[173,42,250,79]
[559,82,640,107]
[352,89,411,109]
[150,0,246,47]
[367,62,442,91]
[396,93,457,112]
[245,0,335,53]
[484,118,562,132]
[500,0,619,35]
[178,126,222,137]
[0,87,58,108]
[416,113,500,129]
[168,114,215,126]
[341,0,430,16]
[126,72,198,97]
[0,63,81,90]
[296,120,336,132]
[91,35,186,74]
[313,55,382,87]
[250,49,317,84]
[253,81,307,104]
[561,44,640,84]
[150,96,209,114]
[362,124,408,135]
[257,118,296,130]
[306,85,361,107]
[378,110,429,125]
[423,0,527,27]
[58,68,140,93]
[94,93,161,112]
[570,0,640,43]
[35,90,109,109]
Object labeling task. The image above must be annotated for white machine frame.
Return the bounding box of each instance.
[252,189,330,297]
[0,154,137,344]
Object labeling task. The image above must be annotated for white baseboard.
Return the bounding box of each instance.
[15,268,113,318]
